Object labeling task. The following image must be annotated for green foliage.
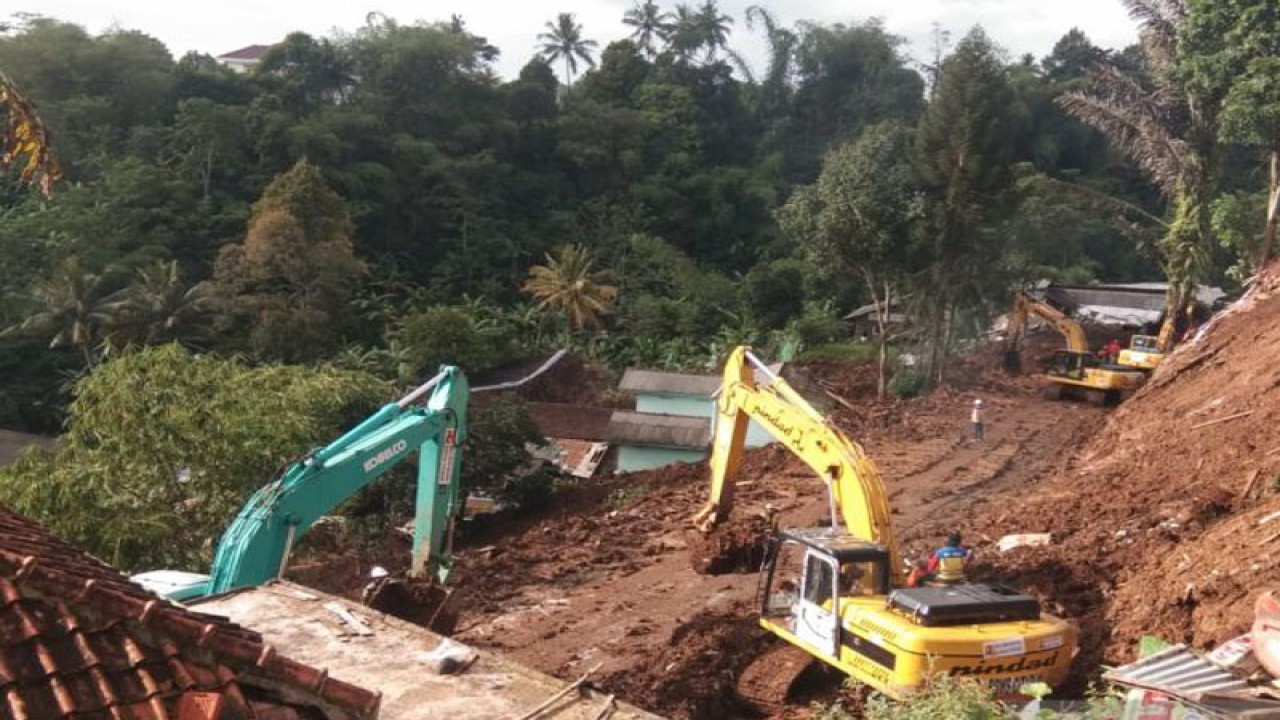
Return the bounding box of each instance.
[212,159,364,361]
[0,345,388,569]
[462,395,547,507]
[743,258,807,330]
[393,305,509,379]
[887,369,927,398]
[786,301,847,348]
[862,676,1006,720]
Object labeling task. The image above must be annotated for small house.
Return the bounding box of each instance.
[611,367,783,473]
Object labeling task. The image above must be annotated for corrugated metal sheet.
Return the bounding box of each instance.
[1104,644,1280,718]
[619,365,784,397]
[619,369,721,397]
[607,410,710,449]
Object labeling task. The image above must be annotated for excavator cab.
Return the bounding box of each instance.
[759,529,893,658]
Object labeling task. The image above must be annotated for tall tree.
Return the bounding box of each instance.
[12,256,114,367]
[103,260,215,346]
[212,159,365,362]
[915,27,1017,382]
[778,123,922,397]
[623,1,674,59]
[521,244,618,330]
[694,0,733,62]
[1059,0,1217,331]
[1181,0,1280,267]
[537,13,599,88]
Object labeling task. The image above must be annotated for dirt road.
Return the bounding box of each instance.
[449,379,1105,718]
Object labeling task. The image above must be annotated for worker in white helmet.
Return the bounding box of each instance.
[971,399,984,441]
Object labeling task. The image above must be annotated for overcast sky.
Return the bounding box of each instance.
[19,0,1138,79]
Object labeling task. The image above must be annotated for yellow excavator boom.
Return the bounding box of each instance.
[694,346,899,576]
[1009,291,1089,352]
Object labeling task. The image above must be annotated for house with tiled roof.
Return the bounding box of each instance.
[215,44,275,74]
[0,506,379,719]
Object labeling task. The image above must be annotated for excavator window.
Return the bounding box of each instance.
[1131,335,1158,351]
[804,554,834,606]
[838,561,878,597]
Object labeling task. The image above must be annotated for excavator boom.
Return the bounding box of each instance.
[696,347,898,576]
[136,367,468,600]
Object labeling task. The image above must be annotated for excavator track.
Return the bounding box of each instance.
[734,644,816,716]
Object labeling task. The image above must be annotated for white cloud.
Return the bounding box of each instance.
[17,0,1137,79]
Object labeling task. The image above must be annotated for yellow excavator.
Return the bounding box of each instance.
[1004,290,1146,404]
[694,346,1077,708]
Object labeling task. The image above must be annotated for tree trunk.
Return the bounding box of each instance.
[859,268,889,400]
[1261,151,1280,268]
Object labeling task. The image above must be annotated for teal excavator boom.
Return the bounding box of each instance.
[135,366,468,600]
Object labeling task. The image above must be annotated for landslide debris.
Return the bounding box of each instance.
[966,272,1280,676]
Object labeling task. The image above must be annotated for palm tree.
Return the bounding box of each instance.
[695,0,733,62]
[1057,0,1213,334]
[521,245,618,331]
[104,260,215,346]
[622,1,675,59]
[0,70,62,196]
[13,257,114,367]
[668,4,702,62]
[735,5,796,114]
[537,13,599,88]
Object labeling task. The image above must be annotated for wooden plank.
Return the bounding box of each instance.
[1190,411,1254,430]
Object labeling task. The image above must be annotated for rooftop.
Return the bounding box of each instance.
[216,44,275,61]
[0,507,379,719]
[607,410,710,449]
[619,364,783,397]
[194,582,663,720]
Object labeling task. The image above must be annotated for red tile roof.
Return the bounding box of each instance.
[216,44,275,61]
[0,507,380,719]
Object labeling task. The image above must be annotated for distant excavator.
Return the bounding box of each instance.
[694,346,1077,710]
[134,367,469,629]
[1003,290,1146,404]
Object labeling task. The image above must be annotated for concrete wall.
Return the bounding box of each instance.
[616,445,708,473]
[633,392,773,448]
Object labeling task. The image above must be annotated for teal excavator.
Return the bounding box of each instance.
[133,367,468,623]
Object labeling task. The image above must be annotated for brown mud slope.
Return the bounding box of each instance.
[451,360,1103,718]
[966,272,1280,674]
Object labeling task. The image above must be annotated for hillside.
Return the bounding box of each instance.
[965,270,1280,675]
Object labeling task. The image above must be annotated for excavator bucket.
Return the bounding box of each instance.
[1253,590,1280,677]
[364,576,464,635]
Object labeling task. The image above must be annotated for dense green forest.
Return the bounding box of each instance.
[1,0,1277,567]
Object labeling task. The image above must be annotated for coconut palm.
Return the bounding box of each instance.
[0,70,62,196]
[521,245,618,331]
[1056,0,1213,325]
[695,0,733,62]
[104,260,216,346]
[537,13,599,88]
[623,1,674,59]
[667,4,703,62]
[13,257,114,366]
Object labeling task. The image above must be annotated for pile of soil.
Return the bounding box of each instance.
[964,271,1280,675]
[688,515,773,575]
[600,607,771,720]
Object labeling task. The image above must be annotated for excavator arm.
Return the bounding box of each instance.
[1007,290,1089,353]
[694,346,899,579]
[205,367,468,595]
